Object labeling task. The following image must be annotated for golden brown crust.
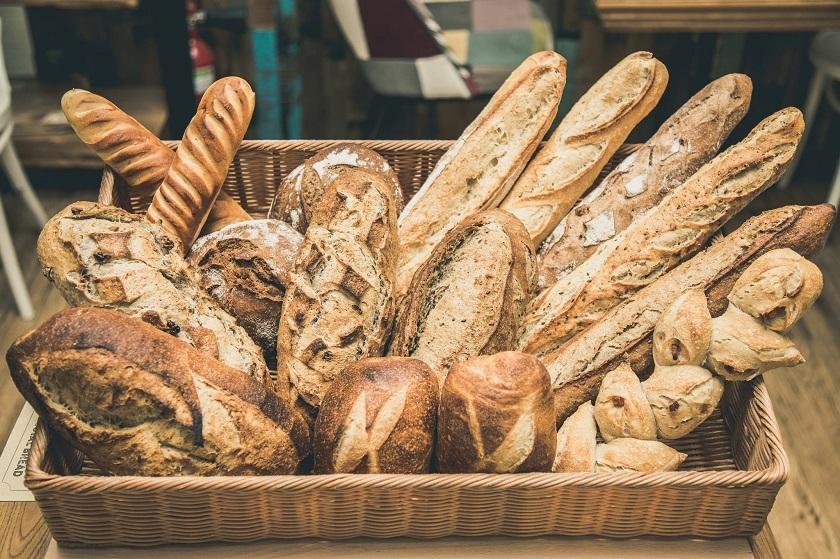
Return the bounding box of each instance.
[643,364,723,439]
[313,357,438,474]
[146,77,255,253]
[201,192,253,235]
[652,289,712,367]
[593,362,657,442]
[6,307,310,476]
[552,401,597,472]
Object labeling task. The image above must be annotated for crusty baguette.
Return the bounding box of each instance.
[538,74,753,290]
[520,107,805,356]
[146,77,255,253]
[61,89,174,194]
[396,51,565,301]
[544,203,835,422]
[500,51,667,245]
[201,192,252,235]
[277,168,398,408]
[7,307,310,476]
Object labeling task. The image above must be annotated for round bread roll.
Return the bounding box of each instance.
[652,288,712,367]
[313,357,438,474]
[594,363,656,442]
[187,219,303,367]
[268,143,404,233]
[436,352,556,473]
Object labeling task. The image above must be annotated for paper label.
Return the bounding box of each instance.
[0,403,38,501]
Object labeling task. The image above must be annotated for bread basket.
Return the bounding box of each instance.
[26,140,788,546]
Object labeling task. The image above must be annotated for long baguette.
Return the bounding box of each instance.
[544,203,835,422]
[519,107,805,356]
[500,51,668,245]
[395,51,565,301]
[538,73,753,290]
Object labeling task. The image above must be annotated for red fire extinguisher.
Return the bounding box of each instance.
[187,1,215,103]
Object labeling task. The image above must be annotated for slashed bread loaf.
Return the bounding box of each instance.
[520,107,805,356]
[396,51,565,301]
[277,167,398,407]
[146,77,255,253]
[538,74,753,290]
[389,209,536,384]
[500,51,668,245]
[268,143,404,233]
[38,201,269,384]
[436,352,556,473]
[314,357,438,474]
[188,219,303,367]
[543,203,835,421]
[6,308,310,476]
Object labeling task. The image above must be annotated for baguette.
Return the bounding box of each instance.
[201,192,252,235]
[538,74,753,290]
[544,203,835,421]
[7,307,310,476]
[501,51,668,245]
[396,51,565,301]
[520,107,805,356]
[146,77,255,253]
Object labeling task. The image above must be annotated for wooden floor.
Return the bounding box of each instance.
[0,182,837,558]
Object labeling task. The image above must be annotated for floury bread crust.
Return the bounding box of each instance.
[389,209,536,385]
[314,357,438,474]
[501,51,668,246]
[538,74,753,290]
[396,51,566,301]
[37,201,269,383]
[7,308,310,476]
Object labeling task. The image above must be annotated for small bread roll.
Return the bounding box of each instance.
[652,288,712,367]
[314,357,438,474]
[594,363,656,442]
[595,438,686,473]
[727,248,822,332]
[643,365,723,439]
[553,401,596,472]
[437,352,556,473]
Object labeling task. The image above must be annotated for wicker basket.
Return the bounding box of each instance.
[26,140,788,546]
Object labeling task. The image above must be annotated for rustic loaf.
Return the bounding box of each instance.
[643,364,723,439]
[38,201,269,384]
[146,77,255,253]
[313,357,438,474]
[553,401,597,473]
[388,209,536,385]
[436,352,556,473]
[7,308,310,476]
[277,167,398,407]
[542,203,835,422]
[396,51,565,301]
[520,107,805,356]
[268,143,404,233]
[500,51,668,245]
[595,438,686,473]
[538,73,753,290]
[201,192,253,235]
[187,219,303,367]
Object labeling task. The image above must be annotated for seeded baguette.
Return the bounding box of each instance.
[520,107,805,356]
[538,74,753,290]
[396,51,565,301]
[543,203,835,422]
[500,51,668,246]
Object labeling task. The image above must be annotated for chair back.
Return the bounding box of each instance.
[0,18,11,124]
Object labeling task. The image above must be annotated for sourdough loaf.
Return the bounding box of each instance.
[538,74,753,289]
[500,51,668,245]
[7,308,310,476]
[388,209,536,384]
[314,357,438,474]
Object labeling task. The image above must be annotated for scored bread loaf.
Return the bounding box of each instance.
[187,219,303,367]
[201,192,253,235]
[543,203,835,422]
[520,107,805,356]
[7,307,310,476]
[61,89,175,194]
[396,51,565,301]
[313,357,438,474]
[38,201,269,384]
[552,401,597,473]
[436,352,556,473]
[500,51,668,245]
[388,209,536,385]
[268,143,404,233]
[538,74,753,290]
[146,77,255,253]
[277,167,398,407]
